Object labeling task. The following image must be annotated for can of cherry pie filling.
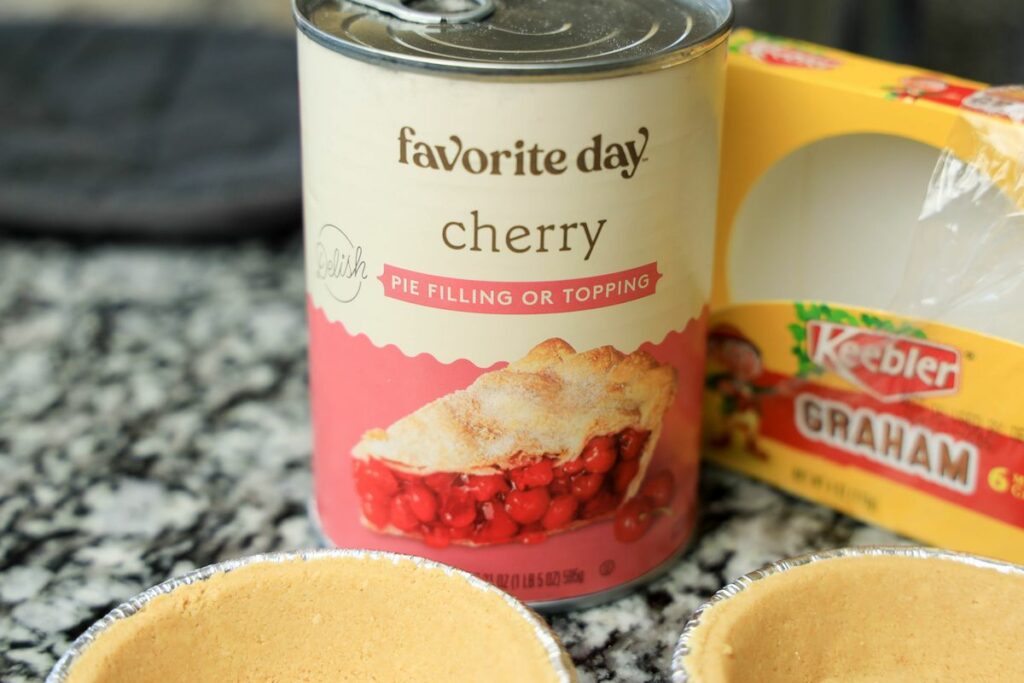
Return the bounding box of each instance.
[295,0,732,609]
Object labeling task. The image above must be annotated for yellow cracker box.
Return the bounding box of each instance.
[706,29,1024,562]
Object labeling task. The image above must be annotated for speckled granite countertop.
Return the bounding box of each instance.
[0,237,902,682]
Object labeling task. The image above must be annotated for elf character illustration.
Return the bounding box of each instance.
[703,325,772,459]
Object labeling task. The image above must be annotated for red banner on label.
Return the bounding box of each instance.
[758,373,1024,530]
[379,263,662,315]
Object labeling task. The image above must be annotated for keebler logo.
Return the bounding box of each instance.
[742,40,841,70]
[806,321,961,402]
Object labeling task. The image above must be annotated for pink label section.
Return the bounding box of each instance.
[309,298,707,603]
[379,263,662,314]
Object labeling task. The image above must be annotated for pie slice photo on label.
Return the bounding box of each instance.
[351,338,678,548]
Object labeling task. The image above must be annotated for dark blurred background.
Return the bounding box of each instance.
[735,0,1024,84]
[6,0,1021,80]
[1,0,1021,238]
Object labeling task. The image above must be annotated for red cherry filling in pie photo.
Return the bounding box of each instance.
[351,338,679,546]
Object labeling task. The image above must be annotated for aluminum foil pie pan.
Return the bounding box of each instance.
[47,549,577,683]
[671,545,1024,683]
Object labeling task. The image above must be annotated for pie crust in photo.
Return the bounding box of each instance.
[351,338,679,547]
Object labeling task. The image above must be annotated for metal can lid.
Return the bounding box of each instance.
[294,0,733,76]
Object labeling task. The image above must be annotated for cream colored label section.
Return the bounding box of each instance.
[299,34,725,365]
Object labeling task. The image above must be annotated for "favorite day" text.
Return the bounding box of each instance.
[398,126,650,180]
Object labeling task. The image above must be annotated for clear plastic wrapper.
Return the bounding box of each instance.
[891,87,1024,343]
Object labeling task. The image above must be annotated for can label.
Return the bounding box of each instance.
[301,35,725,602]
[704,301,1024,562]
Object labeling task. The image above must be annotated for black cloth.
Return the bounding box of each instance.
[0,22,301,238]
